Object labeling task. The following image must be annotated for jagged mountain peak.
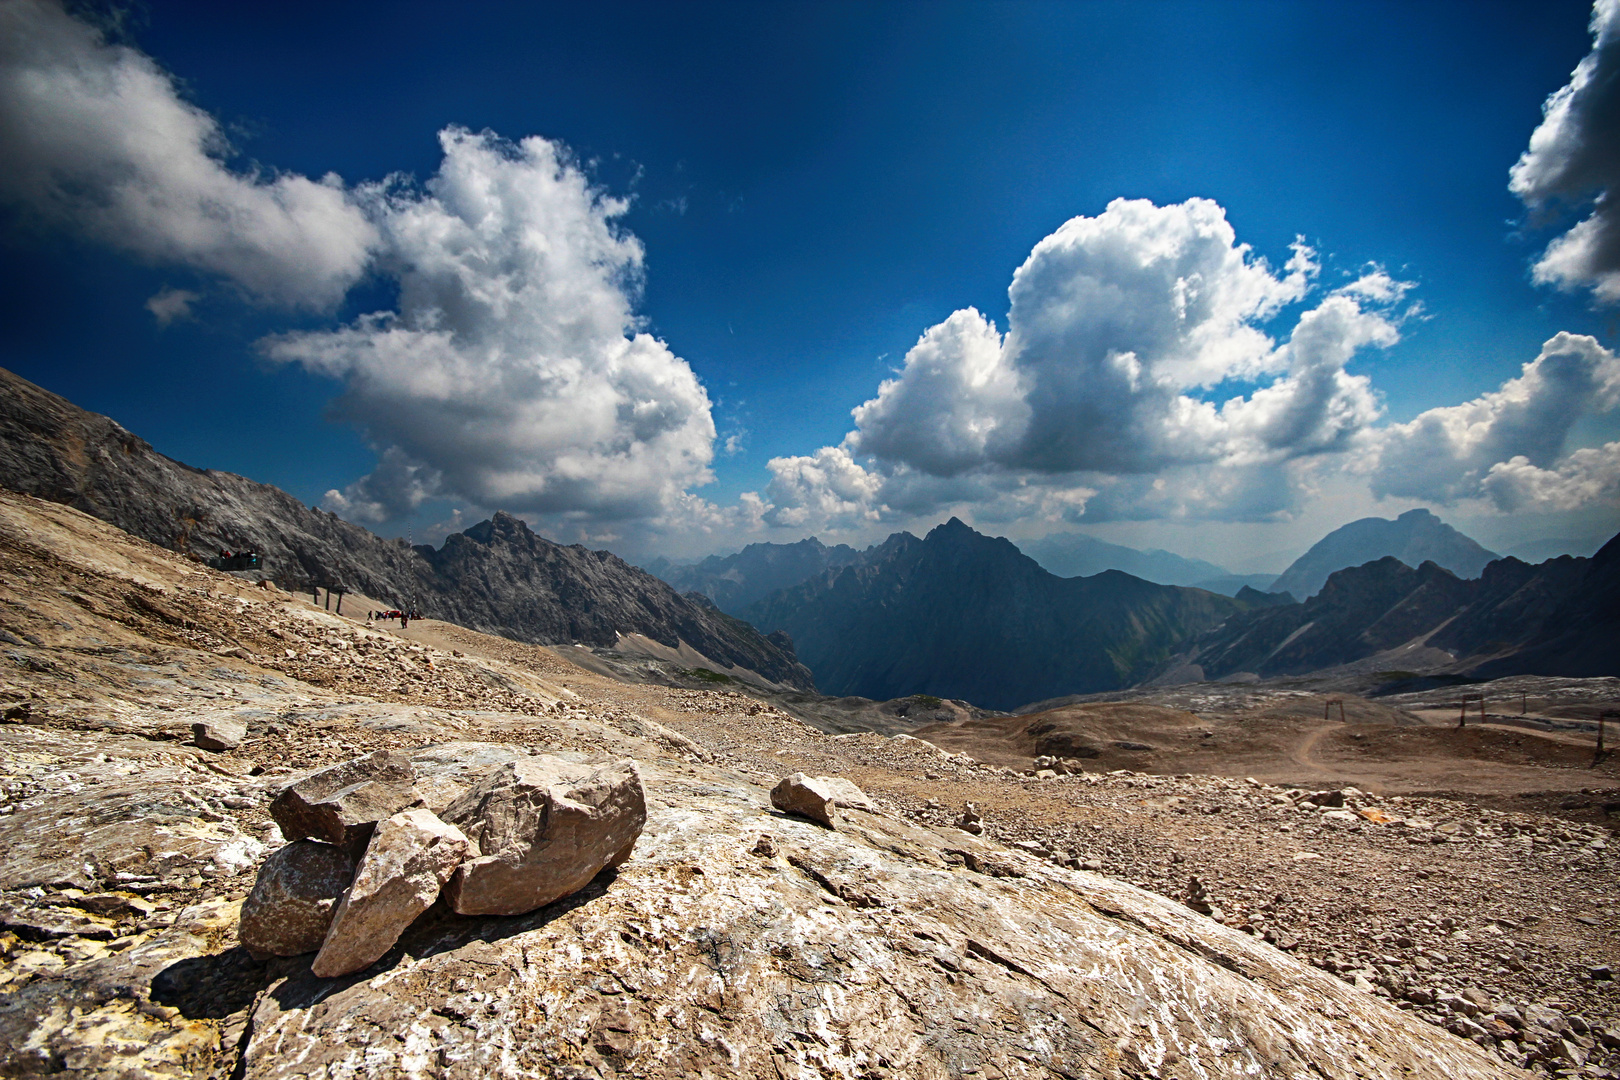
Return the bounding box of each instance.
[747,522,1246,710]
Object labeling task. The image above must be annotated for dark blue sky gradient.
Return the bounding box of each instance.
[0,0,1606,525]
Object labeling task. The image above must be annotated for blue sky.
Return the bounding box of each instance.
[2,0,1618,570]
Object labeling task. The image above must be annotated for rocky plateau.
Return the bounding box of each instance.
[0,489,1615,1078]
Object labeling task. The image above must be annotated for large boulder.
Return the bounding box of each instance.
[269,750,419,850]
[441,757,645,917]
[238,841,356,957]
[311,809,471,978]
[770,772,840,827]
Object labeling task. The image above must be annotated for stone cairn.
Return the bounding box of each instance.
[239,749,646,978]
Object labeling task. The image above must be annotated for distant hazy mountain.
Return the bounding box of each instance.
[645,537,862,616]
[746,518,1254,710]
[1020,531,1230,586]
[1501,536,1602,563]
[1191,573,1283,597]
[1269,509,1498,599]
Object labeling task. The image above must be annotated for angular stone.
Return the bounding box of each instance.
[192,719,245,751]
[238,840,356,957]
[311,809,470,978]
[821,776,878,812]
[442,757,645,917]
[770,773,839,828]
[270,750,419,849]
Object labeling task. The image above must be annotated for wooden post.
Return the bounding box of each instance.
[1459,698,1467,728]
[1339,701,1346,723]
[1324,701,1331,721]
[1522,692,1527,715]
[334,589,343,616]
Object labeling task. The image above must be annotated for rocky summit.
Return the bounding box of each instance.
[3,486,1599,1078]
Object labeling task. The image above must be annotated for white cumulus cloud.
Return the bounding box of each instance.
[0,1,721,530]
[0,0,377,308]
[1372,332,1620,505]
[768,198,1406,533]
[1481,440,1620,512]
[1511,0,1620,304]
[265,128,717,523]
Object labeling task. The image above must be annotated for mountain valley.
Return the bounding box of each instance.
[0,486,1614,1078]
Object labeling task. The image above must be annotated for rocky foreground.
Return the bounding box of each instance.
[0,490,1613,1078]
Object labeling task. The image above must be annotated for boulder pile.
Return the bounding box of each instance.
[239,748,646,978]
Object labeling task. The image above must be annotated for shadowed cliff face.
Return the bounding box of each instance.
[746,518,1244,710]
[0,367,813,690]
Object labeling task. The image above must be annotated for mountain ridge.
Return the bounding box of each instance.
[1020,530,1231,587]
[1172,543,1617,684]
[0,366,813,690]
[1269,508,1499,600]
[746,517,1254,710]
[644,536,862,615]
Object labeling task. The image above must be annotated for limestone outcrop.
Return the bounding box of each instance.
[0,486,1555,1079]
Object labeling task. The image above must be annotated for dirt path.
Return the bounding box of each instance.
[1286,721,1344,782]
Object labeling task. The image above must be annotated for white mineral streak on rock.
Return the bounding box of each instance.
[240,756,1516,1080]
